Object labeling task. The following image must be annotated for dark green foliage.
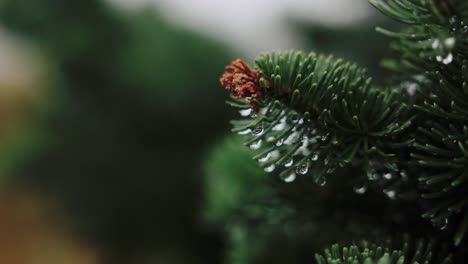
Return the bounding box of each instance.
[315,238,452,264]
[370,0,468,245]
[205,135,441,264]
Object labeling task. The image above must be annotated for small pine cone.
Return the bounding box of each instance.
[220,59,268,108]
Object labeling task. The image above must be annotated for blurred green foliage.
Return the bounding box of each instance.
[0,0,235,263]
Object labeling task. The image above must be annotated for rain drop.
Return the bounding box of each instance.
[316,177,327,186]
[440,218,449,230]
[443,53,453,64]
[432,39,441,49]
[405,83,418,96]
[353,184,367,195]
[384,189,397,199]
[239,108,252,117]
[444,37,456,48]
[321,133,330,142]
[282,171,296,183]
[296,162,309,175]
[311,154,319,161]
[273,118,286,131]
[431,218,449,230]
[251,125,264,136]
[383,173,393,180]
[264,164,275,173]
[400,171,408,181]
[238,129,252,135]
[258,153,271,163]
[249,139,262,150]
[276,138,284,147]
[284,159,294,168]
[449,16,458,25]
[437,53,453,64]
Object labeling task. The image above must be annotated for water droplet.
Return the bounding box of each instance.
[367,169,379,181]
[315,177,327,186]
[431,218,449,230]
[269,150,280,159]
[321,133,330,142]
[443,53,453,64]
[301,136,308,143]
[384,189,397,199]
[441,218,449,230]
[258,153,271,163]
[276,138,284,146]
[432,39,441,49]
[267,136,275,142]
[238,129,252,135]
[400,171,408,181]
[449,16,458,25]
[444,37,456,48]
[326,168,335,174]
[264,164,275,173]
[282,171,296,183]
[249,139,262,150]
[383,173,393,180]
[239,108,252,117]
[353,184,367,195]
[284,132,299,145]
[405,82,418,96]
[311,154,319,161]
[251,125,264,136]
[437,53,453,64]
[295,162,309,175]
[272,118,286,131]
[283,159,294,168]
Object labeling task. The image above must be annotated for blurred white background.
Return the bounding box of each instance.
[109,0,374,57]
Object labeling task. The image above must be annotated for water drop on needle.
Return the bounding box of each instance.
[276,138,284,147]
[238,129,252,135]
[384,189,396,199]
[383,173,393,180]
[283,159,294,168]
[311,154,319,161]
[440,218,449,230]
[444,37,456,48]
[432,39,441,49]
[282,172,296,183]
[249,139,262,150]
[317,178,327,186]
[251,125,264,136]
[264,164,275,173]
[353,184,367,195]
[443,53,453,64]
[258,153,271,163]
[239,108,252,117]
[296,162,309,175]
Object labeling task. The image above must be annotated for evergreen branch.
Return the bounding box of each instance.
[315,238,452,264]
[220,51,412,185]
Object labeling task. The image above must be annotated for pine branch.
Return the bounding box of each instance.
[221,52,412,185]
[372,0,468,245]
[315,238,452,264]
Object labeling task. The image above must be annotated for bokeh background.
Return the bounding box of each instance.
[0,0,397,263]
